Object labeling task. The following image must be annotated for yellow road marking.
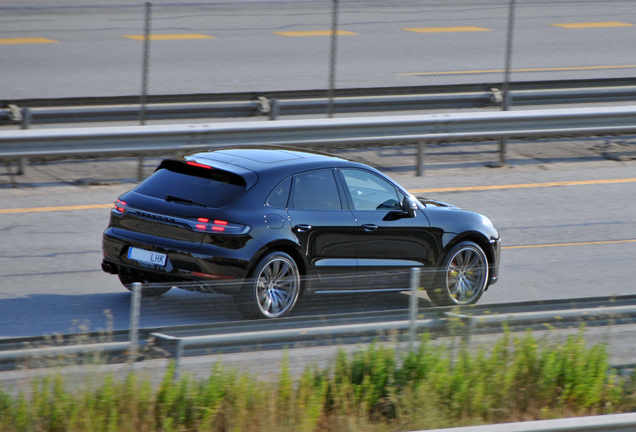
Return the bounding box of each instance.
[123,34,214,41]
[2,178,635,215]
[404,26,490,33]
[503,239,636,250]
[272,30,357,37]
[552,22,633,29]
[409,178,636,194]
[0,37,57,44]
[0,204,113,214]
[400,64,636,76]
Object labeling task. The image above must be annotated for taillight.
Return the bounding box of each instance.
[113,199,127,214]
[211,220,228,232]
[192,218,250,235]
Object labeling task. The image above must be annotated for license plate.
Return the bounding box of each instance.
[127,247,167,267]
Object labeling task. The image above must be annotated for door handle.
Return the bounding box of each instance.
[294,224,312,233]
[361,224,378,232]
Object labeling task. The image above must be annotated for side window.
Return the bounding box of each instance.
[341,169,401,211]
[288,169,342,211]
[266,177,291,208]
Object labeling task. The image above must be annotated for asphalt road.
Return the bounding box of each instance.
[2,0,636,99]
[0,155,635,338]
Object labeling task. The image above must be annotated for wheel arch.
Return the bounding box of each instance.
[443,231,494,289]
[247,240,308,278]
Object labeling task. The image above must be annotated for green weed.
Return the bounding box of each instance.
[0,329,632,432]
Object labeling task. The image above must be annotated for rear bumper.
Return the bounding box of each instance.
[102,227,254,293]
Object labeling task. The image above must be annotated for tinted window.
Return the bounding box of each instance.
[289,169,342,211]
[134,161,246,208]
[266,177,291,208]
[341,169,401,211]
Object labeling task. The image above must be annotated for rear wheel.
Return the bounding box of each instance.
[427,241,488,306]
[234,251,301,319]
[118,274,171,297]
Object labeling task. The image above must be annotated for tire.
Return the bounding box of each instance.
[234,251,301,319]
[427,241,488,307]
[118,274,171,297]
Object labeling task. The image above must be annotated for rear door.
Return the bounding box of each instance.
[286,169,358,289]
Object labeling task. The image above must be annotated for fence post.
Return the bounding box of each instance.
[129,282,141,364]
[139,2,152,125]
[409,267,421,350]
[326,0,339,118]
[499,0,516,165]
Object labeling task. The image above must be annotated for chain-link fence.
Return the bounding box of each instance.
[4,0,636,165]
[2,0,636,100]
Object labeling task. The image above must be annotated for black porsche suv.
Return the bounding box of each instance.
[102,147,500,319]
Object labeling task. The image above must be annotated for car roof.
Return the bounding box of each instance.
[186,147,364,177]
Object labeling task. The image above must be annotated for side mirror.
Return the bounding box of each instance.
[402,197,418,218]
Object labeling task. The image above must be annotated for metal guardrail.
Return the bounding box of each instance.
[1,105,636,177]
[3,291,636,371]
[2,78,636,126]
[149,303,636,361]
[7,78,636,109]
[419,413,636,432]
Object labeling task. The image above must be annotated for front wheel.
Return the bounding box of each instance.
[427,241,488,306]
[234,251,301,319]
[118,274,171,297]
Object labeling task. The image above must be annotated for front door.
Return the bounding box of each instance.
[339,168,434,290]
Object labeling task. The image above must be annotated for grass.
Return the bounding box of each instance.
[0,328,634,432]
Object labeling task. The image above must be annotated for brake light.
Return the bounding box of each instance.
[191,218,250,235]
[114,199,127,214]
[187,161,212,169]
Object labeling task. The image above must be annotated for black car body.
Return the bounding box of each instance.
[102,147,500,318]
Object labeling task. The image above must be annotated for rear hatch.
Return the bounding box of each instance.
[111,159,248,250]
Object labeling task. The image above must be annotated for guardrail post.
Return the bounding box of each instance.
[326,0,339,118]
[269,99,280,120]
[18,106,31,175]
[139,2,152,125]
[409,267,421,350]
[416,141,426,176]
[129,282,141,364]
[173,340,184,381]
[137,156,144,181]
[17,158,27,176]
[21,108,32,130]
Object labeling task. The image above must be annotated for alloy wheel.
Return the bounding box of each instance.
[445,246,488,305]
[255,256,300,318]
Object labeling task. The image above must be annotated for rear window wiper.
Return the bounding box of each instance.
[165,195,207,207]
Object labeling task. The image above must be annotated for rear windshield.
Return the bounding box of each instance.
[134,160,246,208]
